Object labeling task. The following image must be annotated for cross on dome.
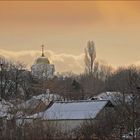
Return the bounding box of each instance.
[41,44,45,57]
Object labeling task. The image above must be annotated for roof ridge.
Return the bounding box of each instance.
[54,99,109,104]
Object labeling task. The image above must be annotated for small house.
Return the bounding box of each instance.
[42,100,114,132]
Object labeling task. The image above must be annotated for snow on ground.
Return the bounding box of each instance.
[16,112,44,126]
[122,127,140,139]
[26,112,44,119]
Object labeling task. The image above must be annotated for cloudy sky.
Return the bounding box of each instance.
[0,1,140,73]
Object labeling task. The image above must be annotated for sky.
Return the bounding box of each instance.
[0,1,140,73]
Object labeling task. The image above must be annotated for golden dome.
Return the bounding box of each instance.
[36,56,50,64]
[35,45,50,64]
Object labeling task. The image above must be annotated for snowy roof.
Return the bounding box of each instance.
[17,93,63,109]
[92,92,132,105]
[42,100,111,120]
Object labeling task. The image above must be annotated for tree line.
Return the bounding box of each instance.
[0,41,140,139]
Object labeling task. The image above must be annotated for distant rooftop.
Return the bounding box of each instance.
[42,100,112,120]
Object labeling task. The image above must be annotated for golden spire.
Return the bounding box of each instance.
[41,44,45,57]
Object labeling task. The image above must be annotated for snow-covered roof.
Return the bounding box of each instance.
[32,93,63,103]
[42,100,111,120]
[17,93,63,109]
[92,92,132,105]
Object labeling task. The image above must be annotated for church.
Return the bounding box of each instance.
[31,45,55,79]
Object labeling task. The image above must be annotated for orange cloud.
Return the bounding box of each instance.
[0,49,85,74]
[0,1,140,70]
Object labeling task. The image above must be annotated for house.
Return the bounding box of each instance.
[14,100,114,139]
[89,92,132,105]
[41,100,114,132]
[17,93,63,114]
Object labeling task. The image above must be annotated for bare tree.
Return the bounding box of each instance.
[105,65,140,139]
[93,60,113,80]
[0,57,27,99]
[84,40,96,74]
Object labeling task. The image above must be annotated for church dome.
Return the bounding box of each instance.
[35,45,50,64]
[35,56,50,64]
